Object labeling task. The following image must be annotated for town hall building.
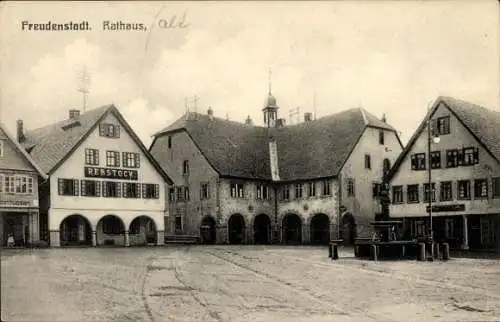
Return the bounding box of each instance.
[150,92,403,245]
[17,106,173,247]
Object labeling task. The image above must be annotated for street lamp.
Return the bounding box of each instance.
[427,103,440,258]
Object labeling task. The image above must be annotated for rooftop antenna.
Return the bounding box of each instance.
[78,66,91,113]
[184,97,190,119]
[193,95,199,114]
[268,68,272,95]
[289,107,299,124]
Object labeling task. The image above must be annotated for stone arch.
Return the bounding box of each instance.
[310,213,330,245]
[200,215,217,244]
[228,214,246,244]
[59,214,92,246]
[129,215,157,246]
[96,214,126,246]
[282,213,303,245]
[340,212,357,245]
[253,213,272,245]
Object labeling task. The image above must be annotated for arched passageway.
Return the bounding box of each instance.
[340,212,357,245]
[228,214,246,244]
[253,214,272,245]
[60,215,92,246]
[310,213,330,245]
[129,216,157,246]
[200,216,217,244]
[282,214,302,245]
[96,215,125,246]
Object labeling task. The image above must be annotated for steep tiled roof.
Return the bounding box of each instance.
[388,96,500,180]
[21,105,173,184]
[0,123,48,179]
[151,108,400,181]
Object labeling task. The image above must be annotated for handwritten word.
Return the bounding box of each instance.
[158,12,190,29]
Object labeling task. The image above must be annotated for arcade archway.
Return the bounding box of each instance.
[59,214,92,246]
[253,214,272,244]
[228,214,246,244]
[282,214,302,245]
[340,212,357,245]
[310,213,330,245]
[200,216,217,244]
[96,215,125,246]
[129,216,157,246]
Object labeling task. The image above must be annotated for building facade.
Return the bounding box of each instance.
[18,106,172,247]
[389,96,500,251]
[150,93,403,245]
[0,123,47,247]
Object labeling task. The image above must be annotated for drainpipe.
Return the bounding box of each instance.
[337,174,342,240]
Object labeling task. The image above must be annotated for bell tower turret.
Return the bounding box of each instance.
[263,69,279,128]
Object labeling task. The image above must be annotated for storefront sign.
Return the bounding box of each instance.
[84,167,138,181]
[426,204,465,213]
[0,200,32,207]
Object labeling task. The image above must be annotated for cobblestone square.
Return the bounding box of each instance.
[2,246,500,322]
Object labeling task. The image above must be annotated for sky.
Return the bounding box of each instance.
[0,1,498,147]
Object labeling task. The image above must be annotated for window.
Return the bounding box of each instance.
[364,154,371,169]
[436,116,450,135]
[282,185,290,200]
[383,159,391,177]
[379,130,385,145]
[201,183,210,200]
[392,186,403,204]
[122,182,140,198]
[410,153,426,170]
[230,183,244,198]
[168,136,172,149]
[0,174,3,193]
[493,178,500,198]
[474,179,488,199]
[423,183,436,202]
[11,175,33,194]
[99,123,120,138]
[307,182,316,197]
[183,160,189,175]
[175,215,182,232]
[446,149,460,168]
[169,187,175,202]
[430,151,441,169]
[142,183,160,199]
[347,179,355,197]
[176,187,184,201]
[322,180,331,196]
[462,147,479,166]
[106,151,120,167]
[256,184,268,200]
[85,148,99,165]
[445,218,455,239]
[81,180,100,197]
[407,184,419,203]
[122,152,140,168]
[372,183,382,198]
[295,184,303,199]
[457,180,471,200]
[4,176,14,193]
[0,140,4,157]
[412,220,426,238]
[184,187,190,201]
[102,181,120,198]
[58,178,79,196]
[440,181,453,201]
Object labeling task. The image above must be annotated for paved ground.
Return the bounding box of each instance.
[1,245,500,322]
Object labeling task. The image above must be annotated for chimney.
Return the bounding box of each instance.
[16,120,25,143]
[275,118,286,128]
[207,106,214,120]
[381,113,387,123]
[304,112,313,122]
[245,115,253,125]
[69,109,80,119]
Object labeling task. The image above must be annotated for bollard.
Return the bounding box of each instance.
[418,243,426,261]
[332,243,339,260]
[370,244,378,261]
[441,242,450,261]
[328,243,333,259]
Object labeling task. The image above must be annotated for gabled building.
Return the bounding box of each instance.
[150,93,403,245]
[17,106,173,247]
[0,123,47,247]
[388,96,500,251]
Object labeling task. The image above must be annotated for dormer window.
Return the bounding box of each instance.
[99,123,120,138]
[436,116,450,135]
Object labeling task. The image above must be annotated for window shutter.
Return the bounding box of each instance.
[142,184,146,198]
[155,184,160,199]
[431,118,438,136]
[58,178,64,195]
[122,183,127,198]
[73,180,79,196]
[116,182,121,197]
[457,149,464,166]
[116,125,120,138]
[81,180,87,196]
[96,181,101,197]
[473,147,479,164]
[135,184,140,198]
[122,152,127,167]
[410,155,416,170]
[136,153,140,168]
[102,182,108,197]
[96,150,99,165]
[99,123,105,136]
[116,152,120,167]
